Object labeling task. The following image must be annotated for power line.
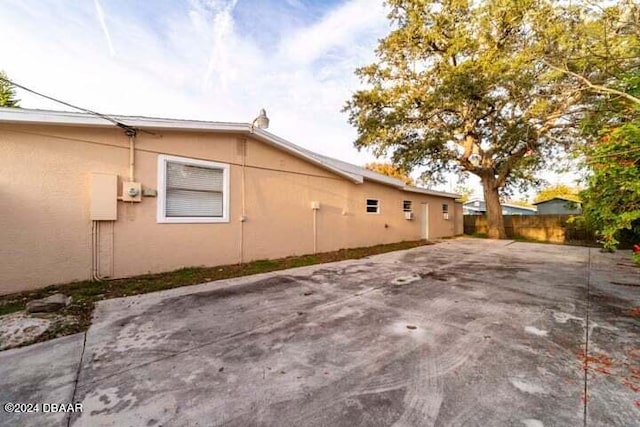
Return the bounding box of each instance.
[0,76,138,136]
[587,146,640,161]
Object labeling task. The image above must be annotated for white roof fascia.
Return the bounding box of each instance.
[463,198,537,211]
[502,203,537,211]
[0,108,463,192]
[401,186,460,199]
[532,196,580,205]
[249,129,363,183]
[464,198,483,205]
[0,108,363,183]
[0,108,465,193]
[0,107,244,132]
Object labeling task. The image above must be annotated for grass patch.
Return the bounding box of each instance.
[0,240,431,347]
[0,300,25,317]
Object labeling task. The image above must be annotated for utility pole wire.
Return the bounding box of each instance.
[0,76,137,135]
[587,146,640,161]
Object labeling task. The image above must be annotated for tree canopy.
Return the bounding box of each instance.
[0,71,19,108]
[580,71,640,250]
[364,162,415,185]
[554,1,640,251]
[344,0,588,238]
[543,1,640,105]
[453,185,474,203]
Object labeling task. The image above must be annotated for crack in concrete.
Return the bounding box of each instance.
[77,241,515,393]
[76,283,388,390]
[67,330,88,427]
[583,247,592,427]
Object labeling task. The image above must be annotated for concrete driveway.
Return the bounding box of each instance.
[1,238,639,426]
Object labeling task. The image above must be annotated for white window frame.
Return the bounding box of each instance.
[157,154,230,224]
[442,203,450,220]
[403,200,413,213]
[366,198,380,214]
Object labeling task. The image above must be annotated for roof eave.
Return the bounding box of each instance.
[249,128,363,184]
[0,108,364,184]
[532,197,581,205]
[401,186,460,199]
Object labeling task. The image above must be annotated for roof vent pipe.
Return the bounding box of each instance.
[251,108,269,132]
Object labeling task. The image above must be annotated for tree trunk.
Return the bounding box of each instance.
[481,176,507,239]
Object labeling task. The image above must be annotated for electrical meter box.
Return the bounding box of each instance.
[122,182,142,202]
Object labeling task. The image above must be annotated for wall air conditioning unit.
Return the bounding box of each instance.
[404,212,414,220]
[443,213,450,220]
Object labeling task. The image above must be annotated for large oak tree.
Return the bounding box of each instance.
[364,162,415,185]
[344,0,586,238]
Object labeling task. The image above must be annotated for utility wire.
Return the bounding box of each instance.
[0,76,138,136]
[587,146,640,161]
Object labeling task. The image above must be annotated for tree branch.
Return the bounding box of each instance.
[544,61,640,105]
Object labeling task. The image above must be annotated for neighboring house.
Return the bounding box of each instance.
[0,107,461,294]
[462,199,537,216]
[533,197,582,215]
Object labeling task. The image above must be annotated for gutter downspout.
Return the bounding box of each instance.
[313,208,318,254]
[128,133,135,182]
[240,137,247,263]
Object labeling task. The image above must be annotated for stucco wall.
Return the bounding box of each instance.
[0,124,457,294]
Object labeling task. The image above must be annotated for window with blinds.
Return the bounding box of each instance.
[157,155,230,223]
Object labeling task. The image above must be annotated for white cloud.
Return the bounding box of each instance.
[0,0,392,166]
[0,0,580,196]
[279,0,388,65]
[93,0,116,57]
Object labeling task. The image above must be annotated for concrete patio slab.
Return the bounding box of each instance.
[1,238,638,426]
[0,333,85,427]
[584,251,640,425]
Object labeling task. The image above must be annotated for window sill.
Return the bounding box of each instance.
[157,217,229,224]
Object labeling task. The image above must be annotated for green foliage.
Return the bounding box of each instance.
[543,1,640,105]
[454,185,474,203]
[533,184,581,203]
[343,0,593,238]
[364,162,415,185]
[560,2,640,252]
[581,124,640,249]
[581,99,640,249]
[0,71,19,108]
[345,0,584,184]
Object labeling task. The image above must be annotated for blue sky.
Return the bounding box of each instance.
[0,0,578,197]
[0,0,389,162]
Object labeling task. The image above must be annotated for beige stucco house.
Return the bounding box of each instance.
[0,107,461,295]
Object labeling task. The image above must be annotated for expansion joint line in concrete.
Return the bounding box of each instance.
[583,248,592,427]
[66,331,88,427]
